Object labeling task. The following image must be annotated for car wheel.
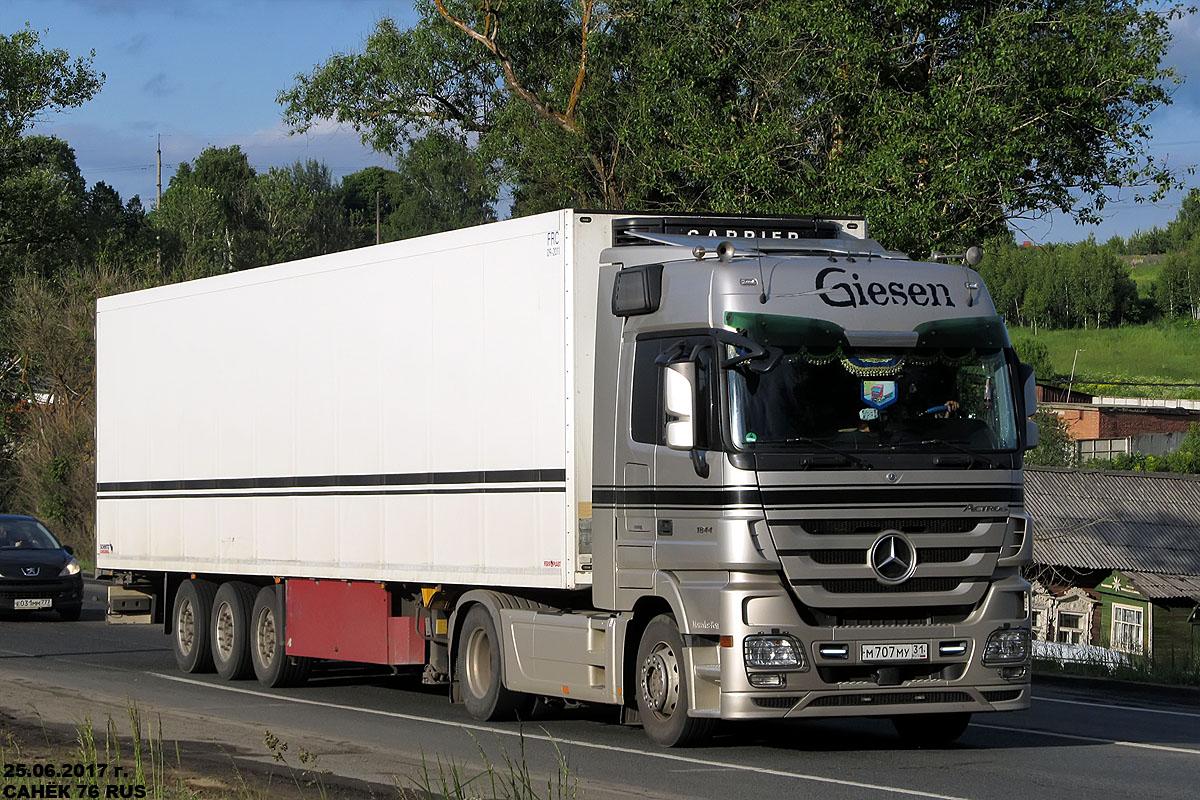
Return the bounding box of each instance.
[456,605,533,721]
[210,581,258,680]
[892,712,972,747]
[173,578,217,673]
[635,614,714,747]
[249,584,310,687]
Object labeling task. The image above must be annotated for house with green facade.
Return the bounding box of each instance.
[1025,468,1200,668]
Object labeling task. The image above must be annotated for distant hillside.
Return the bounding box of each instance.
[1010,324,1200,401]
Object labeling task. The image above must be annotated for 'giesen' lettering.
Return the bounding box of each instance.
[815,267,955,309]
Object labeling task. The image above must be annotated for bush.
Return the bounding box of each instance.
[1026,411,1074,467]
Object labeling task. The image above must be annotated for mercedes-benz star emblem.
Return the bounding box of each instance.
[869,533,917,583]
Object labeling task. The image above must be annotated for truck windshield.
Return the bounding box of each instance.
[727,344,1019,453]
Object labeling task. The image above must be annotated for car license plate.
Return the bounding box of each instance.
[861,642,929,662]
[13,598,52,610]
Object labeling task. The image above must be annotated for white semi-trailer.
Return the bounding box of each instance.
[97,210,1036,746]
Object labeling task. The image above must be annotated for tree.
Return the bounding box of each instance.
[1026,410,1074,467]
[2,265,152,549]
[0,135,88,274]
[1010,336,1054,382]
[254,159,354,263]
[0,26,103,144]
[154,145,259,273]
[1153,246,1200,320]
[279,1,1189,253]
[388,131,496,239]
[339,133,496,244]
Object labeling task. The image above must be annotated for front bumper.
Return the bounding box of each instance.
[0,576,84,611]
[690,571,1031,720]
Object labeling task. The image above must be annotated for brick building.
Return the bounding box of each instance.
[1044,402,1200,440]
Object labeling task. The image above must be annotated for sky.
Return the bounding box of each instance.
[9,0,1200,245]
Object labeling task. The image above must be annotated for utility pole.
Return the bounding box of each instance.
[156,134,162,208]
[375,189,381,245]
[1067,349,1085,402]
[156,134,162,271]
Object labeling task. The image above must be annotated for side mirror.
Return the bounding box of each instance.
[663,362,696,450]
[1019,362,1039,450]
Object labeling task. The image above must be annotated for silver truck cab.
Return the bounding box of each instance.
[590,215,1035,745]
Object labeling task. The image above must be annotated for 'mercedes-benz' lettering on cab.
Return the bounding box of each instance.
[816,266,955,308]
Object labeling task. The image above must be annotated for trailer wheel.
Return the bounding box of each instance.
[891,712,972,747]
[211,581,257,680]
[172,578,217,673]
[250,585,311,687]
[635,614,714,747]
[456,605,532,721]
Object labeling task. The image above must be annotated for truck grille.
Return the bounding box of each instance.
[768,512,1010,610]
[809,606,975,627]
[809,691,972,707]
[803,547,985,565]
[790,518,991,535]
[752,696,800,709]
[804,577,968,594]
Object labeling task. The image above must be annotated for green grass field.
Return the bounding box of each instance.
[1009,323,1200,399]
[1123,253,1166,292]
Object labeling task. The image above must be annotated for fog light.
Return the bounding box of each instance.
[744,634,808,670]
[983,628,1029,664]
[818,643,849,659]
[999,665,1028,680]
[749,673,785,688]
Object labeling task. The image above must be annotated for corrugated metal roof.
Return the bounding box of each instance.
[1123,571,1200,602]
[1026,467,1200,578]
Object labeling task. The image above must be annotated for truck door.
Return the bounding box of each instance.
[613,333,722,603]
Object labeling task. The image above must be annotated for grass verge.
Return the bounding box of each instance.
[1,700,580,800]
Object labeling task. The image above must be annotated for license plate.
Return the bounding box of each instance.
[861,642,929,662]
[13,598,52,610]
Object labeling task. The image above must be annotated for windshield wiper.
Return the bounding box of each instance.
[780,437,872,469]
[908,438,998,469]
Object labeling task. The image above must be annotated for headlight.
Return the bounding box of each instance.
[983,628,1029,664]
[59,558,81,576]
[744,634,808,671]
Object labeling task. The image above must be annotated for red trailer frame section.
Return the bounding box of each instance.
[285,579,424,665]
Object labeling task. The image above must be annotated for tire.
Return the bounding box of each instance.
[57,603,82,622]
[173,578,217,673]
[456,605,533,721]
[250,584,311,688]
[210,581,258,680]
[892,712,972,747]
[635,614,714,747]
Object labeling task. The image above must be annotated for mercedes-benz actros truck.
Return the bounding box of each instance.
[97,210,1036,746]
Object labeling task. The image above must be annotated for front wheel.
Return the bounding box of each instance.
[635,614,714,747]
[892,712,972,747]
[456,605,533,721]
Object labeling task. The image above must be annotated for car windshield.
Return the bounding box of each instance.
[0,518,62,549]
[727,344,1019,453]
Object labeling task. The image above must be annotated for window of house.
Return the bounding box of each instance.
[1031,609,1041,630]
[1056,612,1083,644]
[1112,604,1144,654]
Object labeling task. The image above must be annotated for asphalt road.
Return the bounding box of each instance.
[1,581,1197,799]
